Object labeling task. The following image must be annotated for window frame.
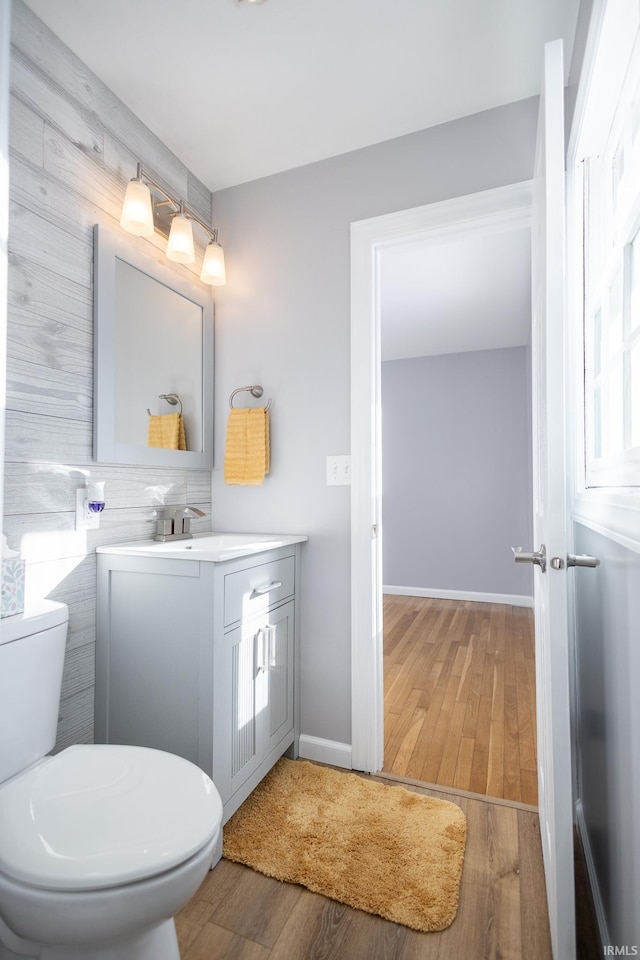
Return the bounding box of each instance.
[582,31,640,487]
[567,0,640,545]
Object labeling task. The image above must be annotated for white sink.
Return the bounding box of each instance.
[96,532,307,562]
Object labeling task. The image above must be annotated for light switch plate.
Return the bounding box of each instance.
[326,455,351,485]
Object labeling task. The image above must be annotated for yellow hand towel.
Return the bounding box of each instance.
[224,407,270,485]
[148,413,187,451]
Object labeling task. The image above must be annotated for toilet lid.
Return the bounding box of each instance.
[0,744,223,891]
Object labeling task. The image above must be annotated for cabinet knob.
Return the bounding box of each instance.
[256,629,268,672]
[251,580,283,598]
[267,625,277,666]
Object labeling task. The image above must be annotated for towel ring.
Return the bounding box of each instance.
[147,393,183,416]
[229,385,272,411]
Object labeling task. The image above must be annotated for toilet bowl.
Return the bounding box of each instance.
[0,601,223,960]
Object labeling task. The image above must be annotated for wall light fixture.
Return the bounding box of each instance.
[120,163,226,286]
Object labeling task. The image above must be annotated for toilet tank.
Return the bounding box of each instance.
[0,600,68,783]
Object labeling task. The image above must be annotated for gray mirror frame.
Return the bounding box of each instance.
[93,224,214,469]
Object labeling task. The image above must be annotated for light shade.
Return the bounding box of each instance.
[200,240,226,285]
[166,215,195,264]
[119,179,154,236]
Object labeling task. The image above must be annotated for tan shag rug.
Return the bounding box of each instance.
[223,758,467,932]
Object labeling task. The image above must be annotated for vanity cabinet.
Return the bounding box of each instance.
[95,542,302,824]
[215,599,294,803]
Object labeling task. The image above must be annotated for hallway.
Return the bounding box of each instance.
[383,596,538,806]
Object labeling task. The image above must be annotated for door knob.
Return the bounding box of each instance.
[512,545,546,573]
[550,553,600,570]
[567,553,599,568]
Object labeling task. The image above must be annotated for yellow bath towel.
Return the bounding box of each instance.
[148,413,187,450]
[224,407,270,485]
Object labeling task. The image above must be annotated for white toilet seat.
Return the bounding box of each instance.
[0,744,222,891]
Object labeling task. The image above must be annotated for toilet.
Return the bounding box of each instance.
[0,600,223,960]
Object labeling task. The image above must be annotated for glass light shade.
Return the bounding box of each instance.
[200,241,226,285]
[167,215,195,264]
[119,179,154,236]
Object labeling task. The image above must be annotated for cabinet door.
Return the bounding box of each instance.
[264,601,295,756]
[213,601,295,805]
[214,617,265,803]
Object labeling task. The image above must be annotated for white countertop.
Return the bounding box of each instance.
[96,532,308,563]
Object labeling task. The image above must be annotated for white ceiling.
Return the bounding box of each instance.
[22,0,571,358]
[380,227,532,360]
[23,0,579,193]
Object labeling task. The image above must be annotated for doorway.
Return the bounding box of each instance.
[378,222,537,804]
[350,181,535,792]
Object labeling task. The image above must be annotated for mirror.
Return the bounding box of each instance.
[93,225,214,469]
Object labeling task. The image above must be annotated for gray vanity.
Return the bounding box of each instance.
[91,228,303,828]
[95,533,306,824]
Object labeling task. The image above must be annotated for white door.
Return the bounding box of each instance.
[527,38,575,960]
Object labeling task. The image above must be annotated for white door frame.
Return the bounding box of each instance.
[350,180,533,773]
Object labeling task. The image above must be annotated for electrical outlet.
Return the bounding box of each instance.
[75,488,100,530]
[326,455,351,485]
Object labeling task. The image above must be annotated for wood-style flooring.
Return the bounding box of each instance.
[176,773,552,960]
[382,595,538,806]
[175,596,602,959]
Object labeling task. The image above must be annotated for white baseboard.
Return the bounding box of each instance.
[298,735,352,769]
[383,584,534,608]
[575,799,610,949]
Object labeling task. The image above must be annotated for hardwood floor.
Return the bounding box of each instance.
[175,596,603,959]
[176,774,552,959]
[382,595,538,806]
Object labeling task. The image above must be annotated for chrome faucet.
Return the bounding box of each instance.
[153,505,207,542]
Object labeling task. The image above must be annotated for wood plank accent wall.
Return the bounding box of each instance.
[5,1,215,750]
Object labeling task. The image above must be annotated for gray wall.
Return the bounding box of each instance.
[381,347,533,599]
[212,97,539,747]
[5,2,540,756]
[5,1,212,749]
[0,0,9,527]
[573,523,640,947]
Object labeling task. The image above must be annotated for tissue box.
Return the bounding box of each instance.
[1,558,26,618]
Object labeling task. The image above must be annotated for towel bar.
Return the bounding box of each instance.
[229,385,272,411]
[147,393,183,416]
